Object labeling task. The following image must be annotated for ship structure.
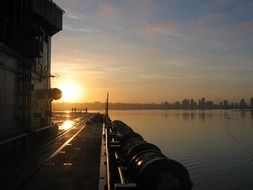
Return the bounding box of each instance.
[0,0,64,142]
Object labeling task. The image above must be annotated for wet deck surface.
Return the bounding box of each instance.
[0,113,103,190]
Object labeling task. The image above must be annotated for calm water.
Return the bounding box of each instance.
[109,110,253,190]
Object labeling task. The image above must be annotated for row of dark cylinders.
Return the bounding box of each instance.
[111,120,192,190]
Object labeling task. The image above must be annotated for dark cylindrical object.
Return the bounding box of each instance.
[49,88,62,100]
[121,142,162,168]
[133,156,192,190]
[112,120,192,190]
[118,132,144,146]
[112,120,134,139]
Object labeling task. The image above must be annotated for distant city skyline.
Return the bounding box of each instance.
[51,0,253,103]
[53,97,253,110]
[160,97,253,109]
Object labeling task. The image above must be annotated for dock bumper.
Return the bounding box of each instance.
[102,119,192,190]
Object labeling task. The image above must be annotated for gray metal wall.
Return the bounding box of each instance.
[0,44,19,140]
[31,36,52,129]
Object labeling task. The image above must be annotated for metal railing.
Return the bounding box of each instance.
[104,120,137,190]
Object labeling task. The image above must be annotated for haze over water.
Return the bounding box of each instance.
[109,110,253,190]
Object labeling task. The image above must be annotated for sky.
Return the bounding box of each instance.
[51,0,253,103]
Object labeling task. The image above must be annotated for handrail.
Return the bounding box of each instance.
[105,124,111,190]
[115,152,125,184]
[104,120,137,190]
[111,137,125,184]
[32,125,55,132]
[0,133,28,146]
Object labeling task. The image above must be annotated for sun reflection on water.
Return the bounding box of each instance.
[59,120,74,130]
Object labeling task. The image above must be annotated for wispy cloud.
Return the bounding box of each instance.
[99,2,122,22]
[65,13,81,20]
[205,13,228,23]
[132,0,158,18]
[136,20,180,37]
[63,25,102,34]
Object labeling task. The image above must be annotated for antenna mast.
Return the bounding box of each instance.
[105,92,109,117]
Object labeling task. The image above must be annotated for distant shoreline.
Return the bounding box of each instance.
[52,108,253,112]
[52,102,253,111]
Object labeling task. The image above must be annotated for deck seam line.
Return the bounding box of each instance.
[46,125,86,161]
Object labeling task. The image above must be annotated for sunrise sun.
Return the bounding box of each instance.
[58,82,83,102]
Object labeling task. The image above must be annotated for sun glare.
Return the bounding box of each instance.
[59,82,83,102]
[59,120,74,130]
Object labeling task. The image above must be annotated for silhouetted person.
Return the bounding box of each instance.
[85,107,88,113]
[74,107,76,112]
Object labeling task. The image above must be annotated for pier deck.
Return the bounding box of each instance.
[0,113,103,190]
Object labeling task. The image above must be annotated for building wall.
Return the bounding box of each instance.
[31,35,52,129]
[0,44,19,140]
[0,0,63,142]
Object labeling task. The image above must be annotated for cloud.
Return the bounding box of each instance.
[136,20,180,37]
[205,13,228,23]
[65,13,81,20]
[99,3,122,22]
[240,19,253,31]
[63,25,101,34]
[133,0,158,18]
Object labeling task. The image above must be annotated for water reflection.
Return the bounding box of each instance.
[240,111,246,119]
[190,112,195,120]
[59,120,74,130]
[160,110,218,122]
[182,112,190,121]
[109,110,253,190]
